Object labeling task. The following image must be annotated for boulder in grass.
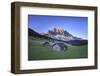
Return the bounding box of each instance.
[52,43,67,52]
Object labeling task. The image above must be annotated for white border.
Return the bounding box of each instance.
[20,6,95,70]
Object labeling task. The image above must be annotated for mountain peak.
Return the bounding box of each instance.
[48,28,72,37]
[48,28,65,36]
[46,27,82,41]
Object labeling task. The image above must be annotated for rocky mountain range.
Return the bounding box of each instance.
[29,28,87,45]
[43,28,82,41]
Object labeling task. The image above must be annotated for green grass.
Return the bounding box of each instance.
[28,36,88,60]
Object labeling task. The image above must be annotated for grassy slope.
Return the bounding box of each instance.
[28,36,88,60]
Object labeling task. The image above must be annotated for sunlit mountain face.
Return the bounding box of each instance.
[40,28,82,41]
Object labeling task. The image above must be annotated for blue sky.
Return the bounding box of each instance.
[28,15,88,39]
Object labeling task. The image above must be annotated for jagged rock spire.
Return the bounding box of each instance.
[48,28,64,35]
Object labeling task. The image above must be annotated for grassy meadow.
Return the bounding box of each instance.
[28,36,88,60]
